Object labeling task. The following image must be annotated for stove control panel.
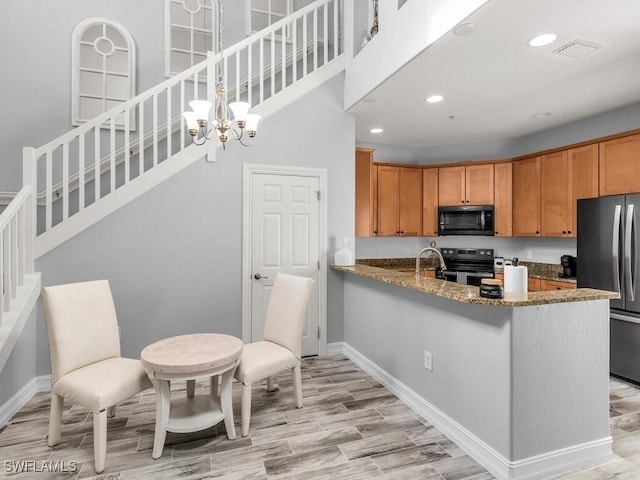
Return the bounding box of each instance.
[441,248,494,260]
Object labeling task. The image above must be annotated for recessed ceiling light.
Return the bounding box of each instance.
[370,128,383,134]
[425,95,444,103]
[452,22,475,37]
[532,112,551,119]
[528,33,557,47]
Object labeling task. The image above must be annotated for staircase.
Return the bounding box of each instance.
[0,0,344,374]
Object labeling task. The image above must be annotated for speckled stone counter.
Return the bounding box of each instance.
[330,263,616,306]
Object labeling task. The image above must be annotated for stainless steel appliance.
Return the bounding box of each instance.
[438,205,494,236]
[440,247,495,286]
[577,195,640,384]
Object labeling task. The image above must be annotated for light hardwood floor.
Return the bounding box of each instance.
[1,354,639,479]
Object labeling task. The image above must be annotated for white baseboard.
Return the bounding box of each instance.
[0,375,51,429]
[325,342,344,356]
[340,342,612,480]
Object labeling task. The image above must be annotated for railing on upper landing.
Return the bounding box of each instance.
[22,0,343,258]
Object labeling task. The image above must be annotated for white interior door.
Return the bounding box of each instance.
[248,171,321,356]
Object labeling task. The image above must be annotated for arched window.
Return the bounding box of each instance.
[72,18,136,129]
[165,0,217,77]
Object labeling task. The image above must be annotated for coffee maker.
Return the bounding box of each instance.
[559,255,576,278]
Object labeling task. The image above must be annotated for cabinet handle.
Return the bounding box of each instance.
[536,231,540,234]
[568,230,572,234]
[495,231,499,235]
[556,287,561,290]
[461,200,465,204]
[562,231,566,234]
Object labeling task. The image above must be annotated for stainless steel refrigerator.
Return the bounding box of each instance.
[577,195,640,384]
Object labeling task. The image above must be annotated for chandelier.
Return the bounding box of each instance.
[182,1,260,148]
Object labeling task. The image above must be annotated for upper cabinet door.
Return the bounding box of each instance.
[541,151,569,237]
[465,164,494,205]
[513,157,541,237]
[438,166,465,206]
[568,144,599,236]
[599,134,640,196]
[494,162,512,237]
[376,166,400,236]
[355,148,376,237]
[422,168,439,237]
[398,167,422,236]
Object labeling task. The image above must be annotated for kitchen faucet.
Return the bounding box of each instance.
[415,247,447,276]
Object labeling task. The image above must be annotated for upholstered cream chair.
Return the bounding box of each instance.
[234,273,314,436]
[42,280,152,473]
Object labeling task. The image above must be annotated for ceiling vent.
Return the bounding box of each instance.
[553,40,602,59]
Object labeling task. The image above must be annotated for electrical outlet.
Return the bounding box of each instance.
[527,250,533,260]
[424,350,433,371]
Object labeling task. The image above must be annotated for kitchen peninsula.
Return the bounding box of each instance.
[331,263,618,480]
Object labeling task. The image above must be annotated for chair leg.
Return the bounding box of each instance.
[266,376,276,392]
[293,364,303,408]
[93,409,108,474]
[241,383,252,437]
[107,405,116,418]
[48,394,64,447]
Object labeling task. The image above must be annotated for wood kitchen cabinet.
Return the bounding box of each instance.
[541,151,570,237]
[422,167,439,236]
[355,147,377,237]
[376,165,422,236]
[540,146,598,237]
[438,164,494,206]
[599,133,640,196]
[540,279,577,291]
[568,144,599,235]
[494,162,512,237]
[513,156,541,237]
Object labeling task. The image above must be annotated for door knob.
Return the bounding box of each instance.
[254,273,269,280]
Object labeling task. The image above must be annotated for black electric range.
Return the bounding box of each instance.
[440,247,495,286]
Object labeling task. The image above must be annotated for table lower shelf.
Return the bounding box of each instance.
[166,395,225,434]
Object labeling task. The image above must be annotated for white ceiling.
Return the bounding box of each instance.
[350,0,640,148]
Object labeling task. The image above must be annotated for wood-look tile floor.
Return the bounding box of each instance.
[1,355,639,479]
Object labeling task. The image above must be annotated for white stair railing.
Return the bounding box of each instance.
[0,185,33,326]
[25,0,342,249]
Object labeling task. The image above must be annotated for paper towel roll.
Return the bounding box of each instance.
[504,265,528,294]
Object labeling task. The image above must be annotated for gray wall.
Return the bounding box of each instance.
[0,312,37,407]
[34,74,354,375]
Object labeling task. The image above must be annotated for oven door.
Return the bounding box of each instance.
[443,271,494,286]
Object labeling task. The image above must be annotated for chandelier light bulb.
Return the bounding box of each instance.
[189,100,213,123]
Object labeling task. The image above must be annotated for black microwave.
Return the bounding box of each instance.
[438,205,494,236]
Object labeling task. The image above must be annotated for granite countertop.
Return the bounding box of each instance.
[359,258,577,283]
[330,263,618,307]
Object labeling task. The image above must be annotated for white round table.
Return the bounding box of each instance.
[141,333,243,459]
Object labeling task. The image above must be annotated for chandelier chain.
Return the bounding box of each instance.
[217,0,225,90]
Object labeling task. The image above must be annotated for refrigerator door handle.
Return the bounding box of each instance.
[625,204,635,301]
[611,312,640,325]
[613,205,622,294]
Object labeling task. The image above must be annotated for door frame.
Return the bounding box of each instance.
[242,163,328,356]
